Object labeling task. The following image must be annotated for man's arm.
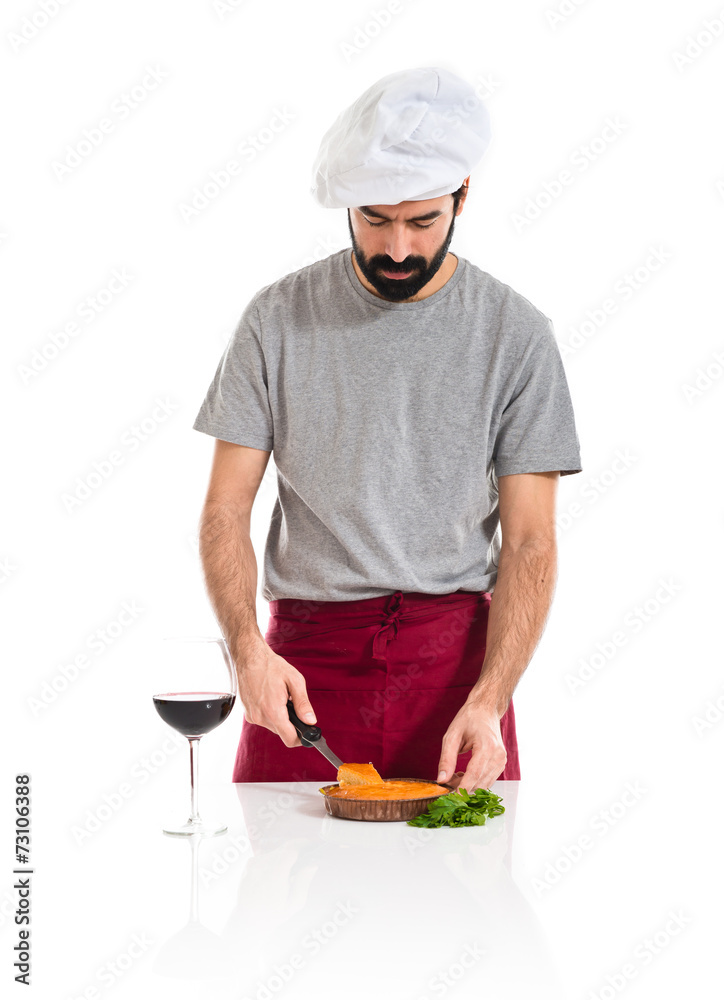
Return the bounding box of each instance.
[436,470,559,790]
[470,470,559,712]
[199,439,317,746]
[199,439,271,661]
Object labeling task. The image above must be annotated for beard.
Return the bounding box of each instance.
[346,210,456,302]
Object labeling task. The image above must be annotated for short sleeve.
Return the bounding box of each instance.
[192,297,274,451]
[493,320,582,477]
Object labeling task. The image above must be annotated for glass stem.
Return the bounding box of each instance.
[188,737,201,824]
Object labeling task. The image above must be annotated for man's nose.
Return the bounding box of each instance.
[384,225,413,262]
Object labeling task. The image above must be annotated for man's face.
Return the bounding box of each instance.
[346,194,459,302]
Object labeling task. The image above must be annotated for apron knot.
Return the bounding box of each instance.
[372,592,404,660]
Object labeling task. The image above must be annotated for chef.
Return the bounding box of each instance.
[193,67,582,792]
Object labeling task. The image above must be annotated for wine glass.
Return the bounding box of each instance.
[151,636,237,837]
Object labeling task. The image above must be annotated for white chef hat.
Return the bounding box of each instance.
[311,66,491,209]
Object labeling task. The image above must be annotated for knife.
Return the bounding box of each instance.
[287,699,343,771]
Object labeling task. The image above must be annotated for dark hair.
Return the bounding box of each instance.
[451,181,468,214]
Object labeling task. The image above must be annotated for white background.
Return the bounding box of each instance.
[3,0,722,997]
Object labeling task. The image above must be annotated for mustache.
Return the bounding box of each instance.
[369,256,425,273]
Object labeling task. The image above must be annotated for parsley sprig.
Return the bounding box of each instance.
[406,787,505,828]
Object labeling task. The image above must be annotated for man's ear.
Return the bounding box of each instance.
[455,176,471,215]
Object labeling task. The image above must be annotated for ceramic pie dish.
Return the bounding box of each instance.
[319,777,454,822]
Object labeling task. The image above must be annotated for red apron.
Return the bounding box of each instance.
[231,589,520,783]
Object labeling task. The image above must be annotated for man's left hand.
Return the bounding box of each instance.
[436,697,507,792]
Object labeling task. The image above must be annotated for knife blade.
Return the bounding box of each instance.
[287,699,344,771]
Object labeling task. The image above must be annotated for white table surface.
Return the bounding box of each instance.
[18,775,717,1000]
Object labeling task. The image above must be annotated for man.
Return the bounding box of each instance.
[193,67,582,792]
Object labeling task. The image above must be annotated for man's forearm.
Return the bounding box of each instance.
[470,539,558,716]
[198,501,266,666]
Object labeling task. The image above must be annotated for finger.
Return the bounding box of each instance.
[273,712,303,748]
[436,733,462,783]
[286,677,316,724]
[281,683,319,748]
[477,755,507,791]
[269,702,302,747]
[245,697,301,746]
[456,749,487,793]
[460,750,507,793]
[266,695,304,748]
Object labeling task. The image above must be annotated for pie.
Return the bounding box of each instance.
[323,780,449,800]
[336,762,384,785]
[322,762,449,801]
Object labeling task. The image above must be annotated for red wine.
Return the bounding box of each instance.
[153,692,235,737]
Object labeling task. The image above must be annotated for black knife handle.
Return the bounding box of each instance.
[287,699,322,746]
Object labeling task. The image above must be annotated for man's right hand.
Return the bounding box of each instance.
[234,638,316,748]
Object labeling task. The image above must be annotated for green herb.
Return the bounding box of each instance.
[406,788,505,828]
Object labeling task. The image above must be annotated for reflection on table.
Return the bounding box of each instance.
[153,780,563,999]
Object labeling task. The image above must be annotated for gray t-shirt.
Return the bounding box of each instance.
[193,249,582,601]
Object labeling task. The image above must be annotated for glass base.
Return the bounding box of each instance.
[162,818,227,838]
